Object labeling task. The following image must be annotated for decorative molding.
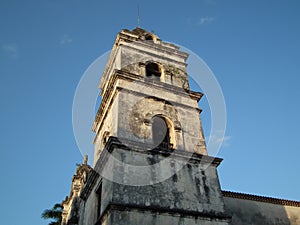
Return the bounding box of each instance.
[94,136,223,167]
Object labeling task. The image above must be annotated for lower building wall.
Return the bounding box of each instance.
[223,196,300,225]
[103,208,229,225]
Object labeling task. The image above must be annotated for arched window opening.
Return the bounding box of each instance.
[151,116,172,149]
[146,62,161,81]
[145,34,153,41]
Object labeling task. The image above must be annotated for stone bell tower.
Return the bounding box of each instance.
[78,28,231,225]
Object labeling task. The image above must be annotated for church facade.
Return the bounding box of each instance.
[61,28,300,225]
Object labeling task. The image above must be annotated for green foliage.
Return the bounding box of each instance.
[41,203,63,225]
[167,64,181,77]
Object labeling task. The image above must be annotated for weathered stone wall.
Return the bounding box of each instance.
[78,137,228,225]
[106,146,225,213]
[79,177,114,225]
[80,190,97,225]
[107,209,229,225]
[224,196,300,225]
[117,84,206,155]
[93,95,119,166]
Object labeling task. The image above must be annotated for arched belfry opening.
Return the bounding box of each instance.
[151,116,172,148]
[145,34,154,41]
[145,62,161,81]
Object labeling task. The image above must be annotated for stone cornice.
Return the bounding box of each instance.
[117,28,188,59]
[95,136,223,169]
[120,43,188,67]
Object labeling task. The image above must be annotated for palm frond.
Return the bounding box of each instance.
[53,203,63,210]
[49,221,60,225]
[41,209,62,219]
[41,202,63,225]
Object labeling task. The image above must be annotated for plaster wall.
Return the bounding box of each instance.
[224,196,300,225]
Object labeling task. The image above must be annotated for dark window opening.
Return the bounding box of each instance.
[96,182,102,220]
[152,116,171,148]
[145,34,153,41]
[146,63,161,81]
[102,131,110,146]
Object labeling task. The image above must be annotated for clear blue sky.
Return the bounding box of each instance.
[1,1,300,224]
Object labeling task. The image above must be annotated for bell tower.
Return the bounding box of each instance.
[79,28,230,225]
[92,28,207,162]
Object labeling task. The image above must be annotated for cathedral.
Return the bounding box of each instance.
[61,28,300,225]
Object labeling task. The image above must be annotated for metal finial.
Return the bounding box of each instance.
[137,4,141,28]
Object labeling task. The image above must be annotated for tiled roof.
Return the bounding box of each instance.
[222,190,300,207]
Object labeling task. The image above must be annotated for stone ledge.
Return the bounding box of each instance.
[98,136,223,167]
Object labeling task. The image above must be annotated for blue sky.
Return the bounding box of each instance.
[1,1,300,224]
